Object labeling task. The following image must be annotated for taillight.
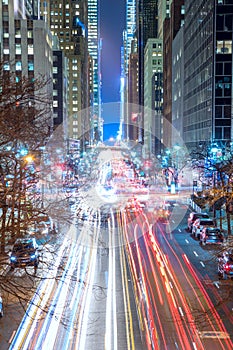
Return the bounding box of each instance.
[224,263,231,271]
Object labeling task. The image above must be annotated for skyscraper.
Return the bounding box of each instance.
[88,0,102,142]
[125,0,137,72]
[137,0,158,107]
[49,0,90,148]
[0,0,53,128]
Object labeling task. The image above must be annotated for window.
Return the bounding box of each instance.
[224,63,231,75]
[16,61,22,71]
[224,127,231,139]
[15,30,21,38]
[15,44,21,54]
[215,127,222,139]
[28,62,34,71]
[216,63,223,75]
[215,106,222,118]
[3,63,10,70]
[224,105,231,118]
[28,44,33,55]
[28,30,33,38]
[216,40,232,54]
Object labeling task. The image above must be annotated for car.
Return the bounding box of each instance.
[10,237,40,272]
[218,249,233,280]
[192,218,216,239]
[200,227,225,245]
[154,207,170,223]
[187,212,209,232]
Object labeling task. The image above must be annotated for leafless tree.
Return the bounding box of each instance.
[191,142,233,237]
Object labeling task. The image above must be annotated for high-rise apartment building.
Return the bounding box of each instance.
[137,0,158,108]
[125,0,137,72]
[0,0,53,128]
[49,0,90,148]
[183,0,233,149]
[144,38,163,155]
[88,0,102,142]
[163,0,184,149]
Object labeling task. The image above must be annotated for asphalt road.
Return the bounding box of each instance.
[1,197,233,350]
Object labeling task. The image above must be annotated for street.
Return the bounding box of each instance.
[1,190,233,350]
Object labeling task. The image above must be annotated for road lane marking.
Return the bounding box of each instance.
[185,239,189,244]
[200,261,205,267]
[178,307,184,317]
[193,251,198,257]
[213,281,220,289]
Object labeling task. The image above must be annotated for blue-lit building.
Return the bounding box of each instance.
[183,0,233,149]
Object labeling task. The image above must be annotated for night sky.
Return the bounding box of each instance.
[100,0,125,104]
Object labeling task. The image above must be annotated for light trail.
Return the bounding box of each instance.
[9,231,73,350]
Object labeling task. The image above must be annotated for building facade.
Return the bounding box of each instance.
[144,38,163,155]
[183,0,233,149]
[49,0,90,147]
[0,0,53,128]
[88,0,102,142]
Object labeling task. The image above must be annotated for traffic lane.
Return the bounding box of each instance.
[75,213,143,350]
[169,223,233,344]
[135,228,203,350]
[124,214,200,350]
[155,221,233,349]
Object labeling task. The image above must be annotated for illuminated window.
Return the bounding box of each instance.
[15,30,21,38]
[16,61,22,71]
[16,44,21,54]
[28,30,33,38]
[217,40,232,54]
[28,44,33,55]
[3,63,10,70]
[28,62,34,71]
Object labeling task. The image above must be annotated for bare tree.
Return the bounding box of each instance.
[191,142,233,237]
